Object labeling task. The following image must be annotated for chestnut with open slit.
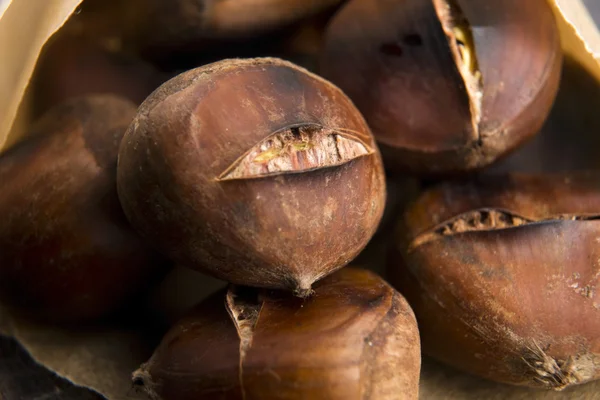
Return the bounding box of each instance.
[117,58,386,296]
[389,172,600,389]
[217,124,373,181]
[133,268,421,399]
[320,0,562,174]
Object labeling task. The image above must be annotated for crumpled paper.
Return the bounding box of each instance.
[1,1,600,399]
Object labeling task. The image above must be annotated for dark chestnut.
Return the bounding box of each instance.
[320,0,563,174]
[388,172,600,389]
[117,58,386,296]
[0,96,165,322]
[32,34,165,116]
[133,267,421,399]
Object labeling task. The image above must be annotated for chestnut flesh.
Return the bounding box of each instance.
[133,267,421,399]
[117,58,386,296]
[389,172,600,389]
[0,96,166,322]
[320,0,563,174]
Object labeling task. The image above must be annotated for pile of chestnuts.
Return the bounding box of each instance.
[1,0,598,398]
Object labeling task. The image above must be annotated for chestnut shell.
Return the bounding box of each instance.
[0,96,165,322]
[320,0,563,174]
[134,268,421,399]
[389,172,600,389]
[32,34,165,116]
[117,58,386,295]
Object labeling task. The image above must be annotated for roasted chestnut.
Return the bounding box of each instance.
[0,96,166,322]
[32,34,165,116]
[389,172,600,389]
[117,58,386,296]
[133,267,421,399]
[320,0,562,174]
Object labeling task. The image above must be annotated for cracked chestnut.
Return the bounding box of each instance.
[320,0,562,174]
[117,58,386,295]
[133,267,421,399]
[388,172,600,389]
[0,96,166,322]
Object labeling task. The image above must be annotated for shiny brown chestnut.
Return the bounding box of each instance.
[133,267,421,399]
[31,34,165,116]
[388,172,600,390]
[0,96,166,322]
[117,58,386,296]
[320,0,563,174]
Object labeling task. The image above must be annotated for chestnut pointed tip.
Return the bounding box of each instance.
[522,342,597,391]
[132,368,148,386]
[293,286,314,298]
[132,368,159,399]
[293,278,315,298]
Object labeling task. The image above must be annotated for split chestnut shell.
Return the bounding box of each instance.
[133,268,421,399]
[117,58,386,295]
[389,172,600,389]
[320,0,563,174]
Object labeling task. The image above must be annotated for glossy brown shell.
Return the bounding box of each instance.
[117,58,386,295]
[389,172,600,389]
[32,34,164,116]
[134,268,421,399]
[320,0,562,174]
[0,96,165,322]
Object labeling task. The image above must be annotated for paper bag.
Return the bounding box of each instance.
[1,1,600,399]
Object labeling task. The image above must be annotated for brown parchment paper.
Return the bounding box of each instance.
[0,310,147,400]
[2,1,600,400]
[0,0,83,150]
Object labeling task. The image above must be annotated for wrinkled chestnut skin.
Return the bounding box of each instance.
[0,96,166,323]
[389,172,600,390]
[32,34,165,116]
[320,0,562,174]
[134,267,421,399]
[117,58,386,295]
